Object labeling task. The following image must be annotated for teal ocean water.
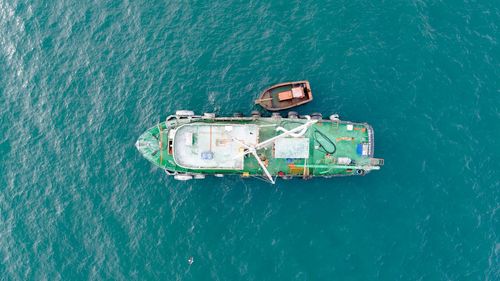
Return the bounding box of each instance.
[1,0,499,280]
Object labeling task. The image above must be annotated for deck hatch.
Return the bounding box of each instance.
[274,138,310,159]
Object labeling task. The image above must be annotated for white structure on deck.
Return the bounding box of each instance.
[173,123,259,169]
[274,138,310,159]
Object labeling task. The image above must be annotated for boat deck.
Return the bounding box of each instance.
[240,119,371,176]
[137,116,375,177]
[257,81,312,111]
[173,124,259,169]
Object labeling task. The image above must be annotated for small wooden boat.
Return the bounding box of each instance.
[255,81,312,111]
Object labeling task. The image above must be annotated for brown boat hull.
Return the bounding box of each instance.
[255,81,313,111]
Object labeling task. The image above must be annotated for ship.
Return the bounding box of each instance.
[135,110,383,183]
[255,81,313,111]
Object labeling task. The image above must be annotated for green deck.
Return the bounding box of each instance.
[136,114,382,180]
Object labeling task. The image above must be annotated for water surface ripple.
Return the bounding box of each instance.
[0,0,498,280]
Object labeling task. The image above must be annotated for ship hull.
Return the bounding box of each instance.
[136,112,383,182]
